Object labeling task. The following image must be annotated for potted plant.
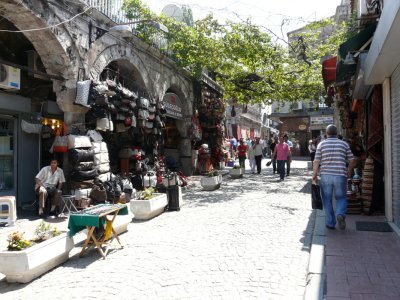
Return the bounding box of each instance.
[130,187,168,220]
[0,221,74,283]
[229,164,244,179]
[200,170,223,191]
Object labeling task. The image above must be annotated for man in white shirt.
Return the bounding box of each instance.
[253,137,264,174]
[35,158,66,218]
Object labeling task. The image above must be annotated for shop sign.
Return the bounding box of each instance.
[0,119,13,135]
[298,124,307,130]
[310,116,334,126]
[163,93,183,119]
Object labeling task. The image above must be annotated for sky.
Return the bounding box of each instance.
[143,0,343,42]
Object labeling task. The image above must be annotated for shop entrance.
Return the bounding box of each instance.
[0,115,14,196]
[163,92,184,171]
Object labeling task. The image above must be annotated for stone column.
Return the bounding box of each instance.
[55,84,89,189]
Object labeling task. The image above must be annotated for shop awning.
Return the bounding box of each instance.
[353,53,372,99]
[240,113,261,125]
[321,56,337,87]
[336,23,377,84]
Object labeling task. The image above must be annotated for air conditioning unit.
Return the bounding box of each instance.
[27,50,47,79]
[308,100,316,109]
[0,64,21,90]
[292,101,303,110]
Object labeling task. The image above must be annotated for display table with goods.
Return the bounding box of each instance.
[130,188,168,220]
[68,203,128,259]
[200,171,223,191]
[0,222,74,283]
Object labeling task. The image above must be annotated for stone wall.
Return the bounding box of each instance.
[1,0,196,174]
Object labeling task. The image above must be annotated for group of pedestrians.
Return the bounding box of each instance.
[236,137,264,174]
[231,125,357,233]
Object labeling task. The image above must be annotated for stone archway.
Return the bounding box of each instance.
[0,1,84,114]
[88,45,152,94]
[163,84,194,175]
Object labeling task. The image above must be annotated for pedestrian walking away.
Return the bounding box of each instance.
[237,138,248,169]
[308,138,316,163]
[247,139,256,173]
[273,136,291,181]
[312,124,356,230]
[253,137,263,174]
[269,137,278,173]
[229,136,237,158]
[283,134,292,176]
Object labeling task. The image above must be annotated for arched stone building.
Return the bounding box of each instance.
[0,0,195,208]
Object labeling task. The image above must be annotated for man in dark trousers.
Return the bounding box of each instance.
[35,158,66,218]
[269,137,278,173]
[312,125,356,230]
[283,135,292,176]
[237,138,248,169]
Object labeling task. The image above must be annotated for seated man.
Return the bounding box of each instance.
[35,158,66,218]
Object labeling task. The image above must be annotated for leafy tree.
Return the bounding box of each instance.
[123,0,348,104]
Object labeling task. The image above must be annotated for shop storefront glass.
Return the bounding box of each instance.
[0,116,14,195]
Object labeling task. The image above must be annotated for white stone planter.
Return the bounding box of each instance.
[200,175,222,191]
[113,213,133,235]
[0,232,74,283]
[229,168,244,179]
[130,193,168,220]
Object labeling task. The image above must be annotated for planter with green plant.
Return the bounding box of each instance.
[229,164,244,179]
[130,187,168,220]
[0,221,74,283]
[200,170,223,190]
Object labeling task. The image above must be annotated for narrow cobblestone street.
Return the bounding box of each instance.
[0,160,314,299]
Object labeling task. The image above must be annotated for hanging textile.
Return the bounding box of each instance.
[367,85,383,163]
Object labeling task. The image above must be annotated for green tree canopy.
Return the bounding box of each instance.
[123,0,348,104]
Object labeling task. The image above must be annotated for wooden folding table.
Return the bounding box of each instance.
[68,203,129,259]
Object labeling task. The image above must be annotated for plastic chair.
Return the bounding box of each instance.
[0,196,17,226]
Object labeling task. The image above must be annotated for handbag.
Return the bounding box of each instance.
[138,109,149,120]
[95,94,109,106]
[67,135,92,149]
[118,147,133,159]
[75,80,91,107]
[92,106,108,119]
[89,185,107,204]
[52,135,68,153]
[21,119,42,134]
[138,97,149,109]
[87,130,103,142]
[106,79,117,90]
[91,141,108,154]
[311,183,323,210]
[73,161,94,171]
[69,148,95,164]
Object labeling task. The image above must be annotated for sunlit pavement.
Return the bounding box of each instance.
[0,158,315,300]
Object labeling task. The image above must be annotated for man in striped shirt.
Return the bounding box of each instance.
[312,125,356,230]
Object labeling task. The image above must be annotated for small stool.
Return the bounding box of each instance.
[0,196,17,226]
[60,195,77,216]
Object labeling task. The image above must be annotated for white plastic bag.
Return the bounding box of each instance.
[21,120,42,134]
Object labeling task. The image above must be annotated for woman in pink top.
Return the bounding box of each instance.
[273,136,291,181]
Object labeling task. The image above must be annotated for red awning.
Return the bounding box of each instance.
[322,56,337,87]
